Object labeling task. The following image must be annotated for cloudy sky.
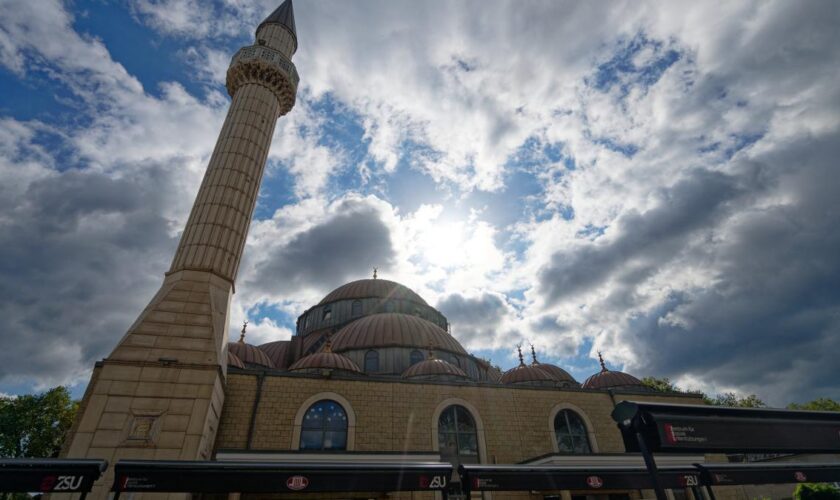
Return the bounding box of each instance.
[1,0,838,406]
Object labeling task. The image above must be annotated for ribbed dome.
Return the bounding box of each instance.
[259,340,291,369]
[582,353,646,390]
[228,341,274,368]
[227,351,245,369]
[402,358,468,379]
[500,364,555,385]
[331,313,466,354]
[582,369,645,390]
[290,351,361,373]
[533,363,579,385]
[318,279,428,306]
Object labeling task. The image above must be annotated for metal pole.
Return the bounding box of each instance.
[704,485,717,500]
[79,492,88,500]
[112,491,121,500]
[635,430,667,500]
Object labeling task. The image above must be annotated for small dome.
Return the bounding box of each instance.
[228,341,274,368]
[318,279,428,306]
[582,353,645,390]
[500,363,556,385]
[331,313,466,354]
[403,358,468,379]
[259,340,291,369]
[289,351,361,373]
[534,363,580,387]
[227,351,245,369]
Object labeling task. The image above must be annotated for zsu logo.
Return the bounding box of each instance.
[586,476,604,488]
[420,475,447,489]
[795,472,808,482]
[41,475,83,491]
[680,475,699,487]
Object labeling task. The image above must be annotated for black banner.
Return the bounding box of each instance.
[0,459,107,493]
[459,465,703,492]
[613,401,840,453]
[112,460,452,493]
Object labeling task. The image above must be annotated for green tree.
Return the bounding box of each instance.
[787,398,840,412]
[703,392,766,408]
[0,386,78,458]
[641,376,683,393]
[794,483,840,500]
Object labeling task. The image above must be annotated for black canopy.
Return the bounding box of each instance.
[459,464,703,492]
[612,401,840,453]
[697,463,840,486]
[0,458,107,493]
[111,460,452,494]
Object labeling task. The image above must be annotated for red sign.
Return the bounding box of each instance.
[586,476,604,488]
[286,475,309,490]
[794,472,807,482]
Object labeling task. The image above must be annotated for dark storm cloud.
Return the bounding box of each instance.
[436,292,511,345]
[538,168,741,304]
[244,200,397,299]
[620,135,840,404]
[0,164,181,386]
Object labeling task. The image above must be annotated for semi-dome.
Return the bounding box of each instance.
[402,358,468,379]
[582,353,646,390]
[227,351,246,369]
[228,341,274,368]
[259,340,291,369]
[289,347,361,373]
[318,279,428,306]
[331,313,466,354]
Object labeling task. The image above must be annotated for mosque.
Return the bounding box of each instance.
[57,1,747,499]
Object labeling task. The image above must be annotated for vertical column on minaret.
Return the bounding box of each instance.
[57,2,298,498]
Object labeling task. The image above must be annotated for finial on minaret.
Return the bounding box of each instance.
[373,267,378,279]
[517,344,525,366]
[239,320,248,343]
[598,351,608,372]
[530,343,539,365]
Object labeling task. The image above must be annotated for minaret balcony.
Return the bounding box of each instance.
[226,44,299,114]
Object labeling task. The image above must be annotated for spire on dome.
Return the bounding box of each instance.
[373,267,378,279]
[517,344,525,366]
[598,351,608,372]
[239,320,248,343]
[530,344,539,364]
[258,0,296,38]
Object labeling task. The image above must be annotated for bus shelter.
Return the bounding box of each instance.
[611,401,840,500]
[0,458,108,500]
[110,460,452,499]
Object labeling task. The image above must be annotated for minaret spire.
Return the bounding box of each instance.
[530,343,539,365]
[257,0,297,53]
[598,351,608,372]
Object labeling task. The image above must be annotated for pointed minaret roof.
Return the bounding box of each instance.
[258,0,297,40]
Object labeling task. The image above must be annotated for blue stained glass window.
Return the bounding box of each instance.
[300,400,348,450]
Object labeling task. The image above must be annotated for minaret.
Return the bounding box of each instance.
[61,2,298,497]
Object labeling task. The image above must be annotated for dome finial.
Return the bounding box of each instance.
[517,344,525,366]
[239,320,248,343]
[373,267,378,279]
[323,334,333,353]
[427,341,437,359]
[530,343,539,365]
[598,351,608,372]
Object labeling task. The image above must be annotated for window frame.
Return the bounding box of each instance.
[364,350,379,372]
[553,409,592,454]
[299,399,349,451]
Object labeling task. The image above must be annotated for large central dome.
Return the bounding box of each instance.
[318,279,428,306]
[331,313,466,354]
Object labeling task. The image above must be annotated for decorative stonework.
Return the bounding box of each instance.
[226,45,298,115]
[123,411,163,447]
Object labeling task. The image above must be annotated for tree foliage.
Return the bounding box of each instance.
[0,386,78,458]
[794,483,840,500]
[641,376,682,393]
[704,392,766,408]
[787,398,840,412]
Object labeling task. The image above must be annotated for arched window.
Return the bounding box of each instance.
[322,305,332,321]
[351,300,362,317]
[299,400,348,450]
[364,350,379,372]
[438,405,479,464]
[410,350,424,366]
[554,409,592,453]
